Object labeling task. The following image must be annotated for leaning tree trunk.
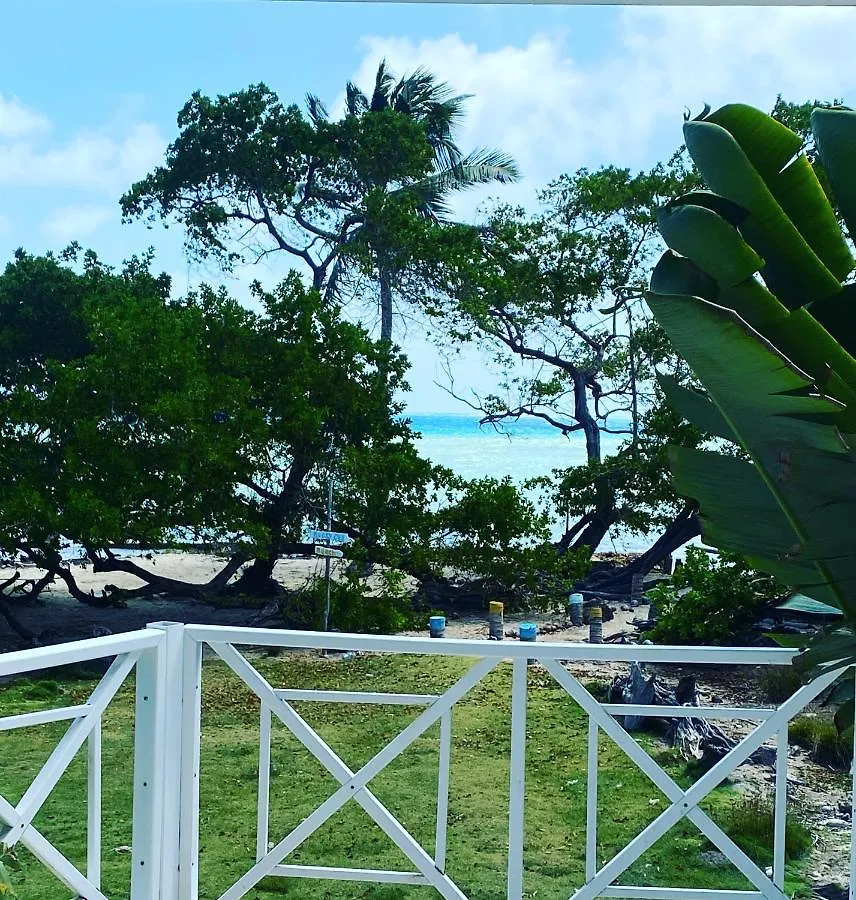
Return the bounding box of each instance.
[575,503,700,599]
[379,265,393,343]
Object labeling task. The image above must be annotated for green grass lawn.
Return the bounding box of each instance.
[0,654,810,899]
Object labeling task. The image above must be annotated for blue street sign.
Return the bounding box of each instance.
[310,529,351,545]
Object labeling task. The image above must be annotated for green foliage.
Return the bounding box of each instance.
[789,715,854,769]
[121,73,517,341]
[648,547,782,645]
[757,666,804,704]
[430,158,707,551]
[721,794,811,865]
[647,103,856,722]
[0,849,19,898]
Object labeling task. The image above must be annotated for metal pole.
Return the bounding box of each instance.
[324,478,333,632]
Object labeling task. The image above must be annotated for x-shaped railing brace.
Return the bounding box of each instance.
[210,642,497,900]
[542,659,843,900]
[0,652,139,900]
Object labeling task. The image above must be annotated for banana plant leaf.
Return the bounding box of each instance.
[646,290,856,621]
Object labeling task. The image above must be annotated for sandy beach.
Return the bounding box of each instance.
[0,550,641,645]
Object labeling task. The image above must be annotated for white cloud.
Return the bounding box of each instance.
[41,205,116,244]
[351,7,856,205]
[0,122,166,196]
[0,93,49,138]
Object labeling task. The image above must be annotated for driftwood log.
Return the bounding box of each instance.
[608,663,775,770]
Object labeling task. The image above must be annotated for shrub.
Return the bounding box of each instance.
[722,793,811,864]
[757,667,803,704]
[281,569,413,635]
[648,547,782,646]
[790,715,853,769]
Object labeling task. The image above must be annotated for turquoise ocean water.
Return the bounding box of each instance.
[409,413,644,552]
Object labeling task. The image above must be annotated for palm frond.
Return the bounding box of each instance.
[345,82,368,117]
[402,149,520,221]
[305,93,329,125]
[370,60,395,112]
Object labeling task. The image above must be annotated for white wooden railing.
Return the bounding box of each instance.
[0,622,853,900]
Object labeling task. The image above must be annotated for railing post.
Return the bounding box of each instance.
[507,657,528,900]
[130,622,185,900]
[850,667,856,900]
[179,630,203,900]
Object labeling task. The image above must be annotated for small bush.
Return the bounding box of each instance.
[648,548,782,646]
[758,666,803,704]
[281,570,412,634]
[790,716,853,769]
[21,680,61,701]
[722,794,811,864]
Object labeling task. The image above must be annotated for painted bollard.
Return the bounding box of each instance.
[519,621,537,664]
[569,592,584,626]
[589,605,603,644]
[429,616,446,638]
[488,601,504,640]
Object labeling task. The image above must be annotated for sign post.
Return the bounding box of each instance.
[324,480,333,632]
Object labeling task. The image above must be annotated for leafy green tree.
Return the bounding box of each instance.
[434,160,705,566]
[0,249,413,603]
[122,67,518,343]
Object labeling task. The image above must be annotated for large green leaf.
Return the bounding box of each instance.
[657,204,763,288]
[813,107,856,245]
[647,289,856,619]
[707,104,853,280]
[684,120,843,308]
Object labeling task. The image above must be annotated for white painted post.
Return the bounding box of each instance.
[773,727,788,889]
[586,718,598,882]
[179,633,203,900]
[87,718,102,889]
[257,704,272,862]
[131,622,185,900]
[507,658,527,900]
[850,668,856,900]
[152,623,186,898]
[131,631,167,898]
[435,711,452,872]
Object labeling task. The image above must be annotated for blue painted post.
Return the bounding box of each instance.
[429,616,446,639]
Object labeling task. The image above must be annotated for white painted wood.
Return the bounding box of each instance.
[0,792,108,900]
[5,651,139,847]
[603,889,763,899]
[131,640,166,899]
[0,629,160,678]
[257,704,272,863]
[602,704,775,721]
[178,633,203,900]
[543,659,841,900]
[274,688,438,705]
[185,625,797,665]
[149,623,186,898]
[435,711,452,872]
[586,718,598,882]
[210,641,490,900]
[773,729,788,890]
[507,658,527,900]
[0,704,90,731]
[272,865,426,883]
[87,718,102,888]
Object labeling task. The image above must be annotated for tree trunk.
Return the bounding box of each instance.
[608,662,774,769]
[380,265,393,343]
[576,504,700,597]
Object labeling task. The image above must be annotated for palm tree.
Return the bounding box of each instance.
[308,61,520,342]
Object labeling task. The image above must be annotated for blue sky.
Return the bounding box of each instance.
[2,1,856,411]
